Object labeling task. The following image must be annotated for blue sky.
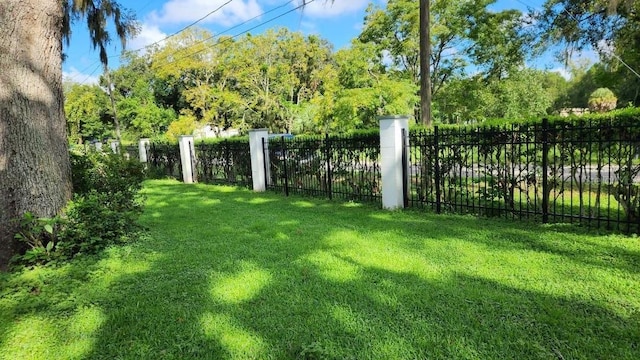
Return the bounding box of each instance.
[62,0,591,84]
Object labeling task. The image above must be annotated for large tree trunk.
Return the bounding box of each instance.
[0,0,72,270]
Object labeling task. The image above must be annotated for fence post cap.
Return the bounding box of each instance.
[378,115,411,121]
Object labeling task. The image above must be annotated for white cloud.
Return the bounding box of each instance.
[150,0,263,26]
[299,20,318,33]
[596,39,615,56]
[63,67,99,84]
[381,49,394,67]
[296,0,369,18]
[128,24,169,51]
[550,67,571,80]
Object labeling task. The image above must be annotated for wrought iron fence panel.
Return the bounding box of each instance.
[195,141,252,188]
[409,120,640,233]
[266,134,381,203]
[329,134,381,202]
[546,120,640,233]
[124,145,139,161]
[147,143,181,179]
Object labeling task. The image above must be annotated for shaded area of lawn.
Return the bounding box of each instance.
[1,179,639,359]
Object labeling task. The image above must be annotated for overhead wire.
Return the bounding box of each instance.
[149,0,315,72]
[136,0,156,14]
[68,0,169,78]
[126,0,236,55]
[76,63,103,85]
[553,0,640,79]
[147,0,297,68]
[505,0,640,80]
[73,0,237,83]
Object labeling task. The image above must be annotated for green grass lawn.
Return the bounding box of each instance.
[1,179,639,359]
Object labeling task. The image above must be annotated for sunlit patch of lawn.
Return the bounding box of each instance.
[1,179,639,359]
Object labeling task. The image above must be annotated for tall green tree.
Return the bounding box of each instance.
[0,0,136,269]
[313,41,417,132]
[437,69,557,122]
[64,83,113,143]
[108,52,176,139]
[537,0,640,105]
[358,0,529,121]
[537,0,635,51]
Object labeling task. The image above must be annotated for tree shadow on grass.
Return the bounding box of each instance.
[1,180,639,359]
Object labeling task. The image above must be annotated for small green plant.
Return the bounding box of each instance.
[13,212,63,264]
[57,190,142,256]
[13,152,146,266]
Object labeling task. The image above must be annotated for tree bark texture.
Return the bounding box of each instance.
[0,0,72,270]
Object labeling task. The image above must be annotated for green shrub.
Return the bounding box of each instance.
[70,151,145,196]
[12,152,145,266]
[588,88,617,113]
[57,190,142,256]
[12,212,64,265]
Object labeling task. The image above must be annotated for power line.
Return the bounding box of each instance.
[69,0,237,82]
[148,0,296,67]
[514,0,640,79]
[136,0,156,14]
[77,63,102,84]
[559,2,640,79]
[77,0,310,82]
[126,0,235,55]
[151,0,315,72]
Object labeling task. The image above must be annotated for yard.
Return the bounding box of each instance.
[1,179,639,359]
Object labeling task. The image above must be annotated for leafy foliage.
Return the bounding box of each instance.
[13,213,63,264]
[12,152,145,266]
[588,87,618,112]
[64,83,113,143]
[165,113,200,143]
[536,1,640,108]
[62,0,138,66]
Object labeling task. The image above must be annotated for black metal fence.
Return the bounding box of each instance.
[407,119,640,233]
[265,134,381,203]
[147,143,182,179]
[195,141,252,187]
[124,145,139,161]
[140,119,639,233]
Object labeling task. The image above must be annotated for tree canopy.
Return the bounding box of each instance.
[63,0,589,141]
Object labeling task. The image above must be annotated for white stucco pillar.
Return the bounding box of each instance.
[379,115,410,210]
[249,129,270,192]
[139,138,150,163]
[110,140,119,154]
[178,135,196,184]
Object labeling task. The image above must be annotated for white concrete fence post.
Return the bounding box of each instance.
[178,135,196,184]
[379,115,410,210]
[249,129,270,192]
[110,140,119,154]
[139,138,150,163]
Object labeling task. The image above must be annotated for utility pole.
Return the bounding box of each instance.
[420,0,431,126]
[103,65,121,144]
